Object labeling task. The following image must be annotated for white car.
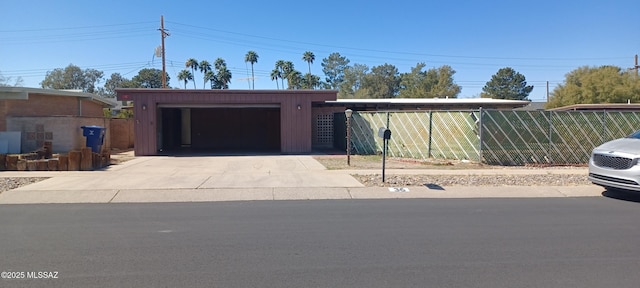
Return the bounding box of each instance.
[589,130,640,192]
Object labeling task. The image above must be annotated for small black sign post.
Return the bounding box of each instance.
[378,127,392,182]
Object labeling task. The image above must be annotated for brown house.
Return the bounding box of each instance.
[0,87,116,153]
[116,89,339,156]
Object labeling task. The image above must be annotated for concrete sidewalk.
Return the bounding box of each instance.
[0,155,604,204]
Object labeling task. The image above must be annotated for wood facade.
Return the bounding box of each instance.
[116,89,337,156]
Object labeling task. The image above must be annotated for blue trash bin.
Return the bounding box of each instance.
[81,126,106,153]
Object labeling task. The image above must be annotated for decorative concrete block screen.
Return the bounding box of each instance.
[350,110,640,166]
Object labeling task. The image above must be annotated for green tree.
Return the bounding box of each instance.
[199,60,212,89]
[185,58,199,89]
[244,51,259,89]
[301,73,321,89]
[302,51,315,88]
[288,70,303,89]
[212,58,232,89]
[481,67,533,100]
[281,61,295,89]
[547,65,640,108]
[204,70,216,89]
[398,63,461,98]
[270,68,281,90]
[103,73,132,97]
[361,63,400,99]
[177,69,193,89]
[40,64,104,93]
[0,71,23,87]
[339,64,369,98]
[275,60,286,88]
[216,67,232,89]
[131,68,168,88]
[321,52,350,90]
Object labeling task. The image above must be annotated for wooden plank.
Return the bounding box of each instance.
[17,160,27,171]
[37,160,48,171]
[0,154,6,170]
[6,155,18,170]
[80,147,93,171]
[58,155,69,171]
[27,160,37,171]
[48,159,59,171]
[68,151,81,171]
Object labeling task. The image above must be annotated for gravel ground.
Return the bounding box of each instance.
[314,155,592,187]
[353,174,591,187]
[0,177,49,193]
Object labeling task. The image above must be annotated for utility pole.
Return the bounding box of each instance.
[634,54,639,77]
[546,81,549,102]
[159,15,170,88]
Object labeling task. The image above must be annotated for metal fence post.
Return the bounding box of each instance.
[602,110,606,143]
[478,107,483,163]
[428,110,433,158]
[547,110,552,164]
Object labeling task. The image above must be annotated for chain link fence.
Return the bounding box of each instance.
[349,110,640,165]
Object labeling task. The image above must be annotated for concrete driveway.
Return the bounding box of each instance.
[10,155,365,190]
[0,155,365,203]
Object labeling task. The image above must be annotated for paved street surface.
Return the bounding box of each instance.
[1,195,640,287]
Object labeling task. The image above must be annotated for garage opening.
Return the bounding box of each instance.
[160,105,281,153]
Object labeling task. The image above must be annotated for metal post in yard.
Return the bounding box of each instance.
[346,110,353,166]
[478,108,483,163]
[428,110,433,158]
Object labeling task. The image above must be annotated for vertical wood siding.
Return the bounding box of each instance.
[117,89,336,156]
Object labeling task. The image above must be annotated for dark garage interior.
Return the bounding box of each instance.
[161,107,281,153]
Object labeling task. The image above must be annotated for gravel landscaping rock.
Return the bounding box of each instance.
[0,177,48,193]
[353,174,591,187]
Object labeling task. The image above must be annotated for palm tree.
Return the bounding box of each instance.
[275,60,286,89]
[214,58,226,71]
[302,51,315,88]
[204,70,216,89]
[185,58,198,89]
[177,70,193,89]
[199,60,211,89]
[288,70,302,89]
[270,68,281,90]
[281,61,294,89]
[216,66,232,89]
[244,51,259,89]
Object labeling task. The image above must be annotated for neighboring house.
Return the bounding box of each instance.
[0,87,116,154]
[514,101,547,111]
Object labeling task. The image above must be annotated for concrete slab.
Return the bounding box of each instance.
[348,185,603,199]
[0,189,118,204]
[110,188,274,203]
[272,188,352,200]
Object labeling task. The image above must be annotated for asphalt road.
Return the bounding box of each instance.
[1,191,640,288]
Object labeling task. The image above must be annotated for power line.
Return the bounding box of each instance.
[166,20,628,62]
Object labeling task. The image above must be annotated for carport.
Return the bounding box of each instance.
[116,89,337,156]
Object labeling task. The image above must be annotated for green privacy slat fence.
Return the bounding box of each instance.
[349,110,640,165]
[351,111,480,162]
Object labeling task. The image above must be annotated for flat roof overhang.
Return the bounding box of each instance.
[549,103,640,111]
[315,98,531,110]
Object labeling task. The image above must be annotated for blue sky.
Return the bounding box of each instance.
[1,0,638,101]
